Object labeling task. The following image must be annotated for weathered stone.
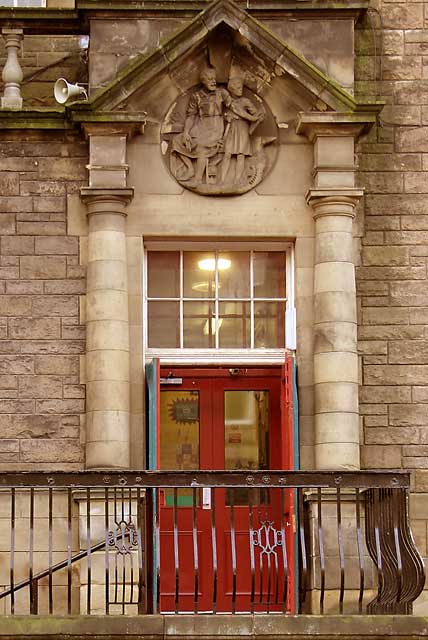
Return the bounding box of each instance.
[365,216,401,231]
[365,365,428,385]
[362,246,409,266]
[402,216,428,230]
[20,256,66,279]
[32,295,78,317]
[37,158,87,181]
[35,236,77,255]
[382,56,422,81]
[402,456,428,468]
[64,384,85,399]
[396,126,428,151]
[16,222,67,235]
[390,404,428,426]
[35,355,79,375]
[8,317,60,340]
[32,196,66,213]
[359,325,425,340]
[1,236,34,255]
[20,180,66,196]
[44,280,86,294]
[405,172,428,193]
[0,214,15,235]
[20,439,82,463]
[35,399,85,414]
[0,172,19,196]
[0,399,34,413]
[22,340,85,355]
[361,296,389,307]
[382,4,423,29]
[0,414,79,439]
[357,281,389,295]
[392,280,428,305]
[413,387,428,402]
[0,296,31,316]
[358,341,388,355]
[357,265,426,279]
[0,196,32,213]
[361,445,402,469]
[389,340,428,363]
[358,172,403,193]
[6,280,44,295]
[364,415,388,427]
[366,193,428,215]
[365,427,420,445]
[411,308,428,324]
[360,403,387,415]
[362,307,409,325]
[19,375,63,398]
[361,231,385,246]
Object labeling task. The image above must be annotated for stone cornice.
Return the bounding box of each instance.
[0,108,69,129]
[296,111,384,141]
[0,0,369,34]
[0,108,146,132]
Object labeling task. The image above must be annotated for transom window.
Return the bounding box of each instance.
[145,246,294,355]
[0,0,46,6]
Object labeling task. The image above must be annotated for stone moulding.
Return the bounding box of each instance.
[0,0,383,134]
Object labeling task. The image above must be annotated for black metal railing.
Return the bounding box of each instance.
[0,471,424,616]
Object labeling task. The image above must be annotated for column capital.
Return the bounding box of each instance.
[80,187,134,217]
[306,188,364,220]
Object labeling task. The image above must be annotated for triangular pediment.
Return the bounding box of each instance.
[69,0,378,121]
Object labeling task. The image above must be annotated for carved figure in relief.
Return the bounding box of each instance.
[220,76,265,185]
[162,66,278,196]
[171,67,231,185]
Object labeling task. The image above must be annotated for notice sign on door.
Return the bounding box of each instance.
[229,432,242,444]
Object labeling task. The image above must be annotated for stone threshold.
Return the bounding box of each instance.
[0,615,428,639]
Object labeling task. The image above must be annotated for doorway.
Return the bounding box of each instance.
[148,364,295,613]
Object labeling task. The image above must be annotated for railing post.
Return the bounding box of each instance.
[29,579,38,615]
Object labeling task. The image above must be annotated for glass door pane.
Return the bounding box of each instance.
[224,390,269,505]
[160,390,199,506]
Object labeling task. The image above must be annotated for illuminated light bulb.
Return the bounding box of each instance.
[198,258,231,271]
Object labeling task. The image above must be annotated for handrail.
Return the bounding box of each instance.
[0,470,422,616]
[0,469,411,489]
[0,538,107,600]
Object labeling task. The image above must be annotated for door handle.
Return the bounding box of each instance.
[202,488,211,509]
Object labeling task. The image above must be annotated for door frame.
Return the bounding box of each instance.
[147,361,298,613]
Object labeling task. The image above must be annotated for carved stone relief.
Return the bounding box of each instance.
[161,67,278,196]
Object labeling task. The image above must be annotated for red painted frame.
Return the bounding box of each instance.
[158,363,295,613]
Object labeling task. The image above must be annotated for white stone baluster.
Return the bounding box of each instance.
[1,28,23,110]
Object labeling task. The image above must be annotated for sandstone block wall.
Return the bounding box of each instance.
[356,2,428,482]
[0,131,87,469]
[355,1,428,601]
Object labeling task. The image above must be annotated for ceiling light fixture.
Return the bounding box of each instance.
[198,258,231,271]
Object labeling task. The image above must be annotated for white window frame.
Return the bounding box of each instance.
[1,0,46,6]
[143,241,295,365]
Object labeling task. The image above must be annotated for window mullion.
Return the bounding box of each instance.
[215,251,219,349]
[250,251,254,349]
[180,251,184,349]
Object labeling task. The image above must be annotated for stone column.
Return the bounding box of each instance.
[81,188,133,469]
[307,189,362,470]
[1,28,23,110]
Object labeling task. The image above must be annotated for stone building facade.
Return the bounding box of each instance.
[0,0,428,617]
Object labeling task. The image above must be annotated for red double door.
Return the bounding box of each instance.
[157,365,295,613]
